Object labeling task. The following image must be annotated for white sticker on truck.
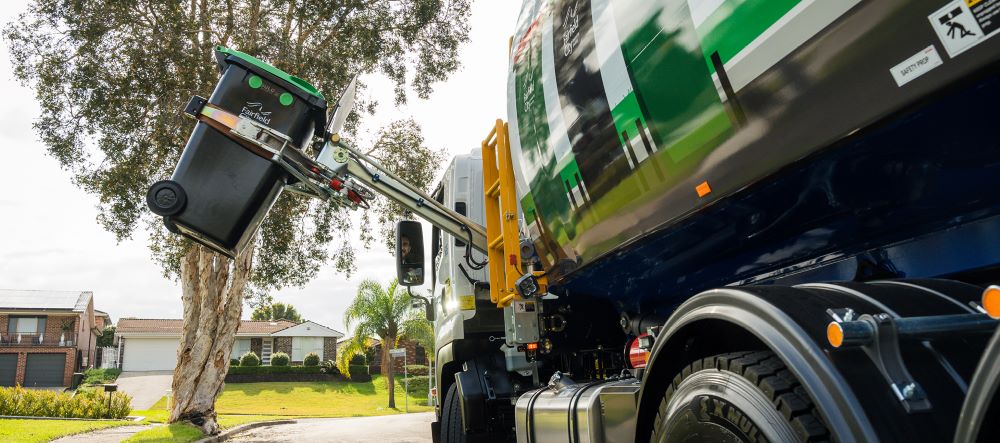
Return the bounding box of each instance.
[890,45,944,86]
[930,0,1000,58]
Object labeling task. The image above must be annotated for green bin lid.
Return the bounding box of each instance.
[214,46,325,101]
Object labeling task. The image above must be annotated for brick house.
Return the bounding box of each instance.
[0,290,107,387]
[115,319,343,371]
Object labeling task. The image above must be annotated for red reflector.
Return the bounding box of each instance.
[628,334,650,369]
[509,254,517,265]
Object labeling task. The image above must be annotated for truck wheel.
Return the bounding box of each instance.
[440,383,467,443]
[650,351,829,443]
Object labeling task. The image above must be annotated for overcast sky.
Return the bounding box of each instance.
[0,1,519,335]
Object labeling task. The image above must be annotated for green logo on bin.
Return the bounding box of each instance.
[279,92,294,106]
[248,75,263,89]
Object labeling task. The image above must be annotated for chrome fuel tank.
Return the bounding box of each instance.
[515,375,640,443]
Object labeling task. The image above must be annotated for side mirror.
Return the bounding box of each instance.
[396,220,424,287]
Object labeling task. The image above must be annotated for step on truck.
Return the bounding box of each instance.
[148,0,1000,441]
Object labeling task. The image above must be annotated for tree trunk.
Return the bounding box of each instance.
[169,244,253,435]
[382,338,395,408]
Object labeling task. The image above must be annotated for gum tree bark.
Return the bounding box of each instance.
[169,244,253,434]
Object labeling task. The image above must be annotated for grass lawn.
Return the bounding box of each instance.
[0,419,133,443]
[215,375,431,416]
[124,375,428,442]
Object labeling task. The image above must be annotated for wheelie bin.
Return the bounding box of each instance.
[147,47,326,258]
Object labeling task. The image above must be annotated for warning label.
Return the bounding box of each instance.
[930,0,1000,57]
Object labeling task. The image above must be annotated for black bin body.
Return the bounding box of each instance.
[163,49,326,257]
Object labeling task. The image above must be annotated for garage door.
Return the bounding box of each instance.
[123,337,180,371]
[24,353,66,387]
[0,354,16,386]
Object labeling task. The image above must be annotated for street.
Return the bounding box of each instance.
[229,412,435,443]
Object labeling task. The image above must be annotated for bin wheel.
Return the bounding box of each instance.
[147,180,187,216]
[650,351,829,443]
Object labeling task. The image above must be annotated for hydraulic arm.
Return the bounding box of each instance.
[183,96,489,254]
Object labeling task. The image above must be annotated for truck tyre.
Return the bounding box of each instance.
[440,383,468,443]
[651,351,829,443]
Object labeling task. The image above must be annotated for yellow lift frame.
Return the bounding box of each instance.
[481,119,547,308]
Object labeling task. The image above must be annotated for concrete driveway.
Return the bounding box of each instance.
[116,371,172,409]
[230,412,435,442]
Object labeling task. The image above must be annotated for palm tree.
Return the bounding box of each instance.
[338,278,431,408]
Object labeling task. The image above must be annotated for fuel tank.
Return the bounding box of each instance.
[508,0,1000,297]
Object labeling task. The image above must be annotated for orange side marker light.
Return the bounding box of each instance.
[696,181,712,198]
[983,285,1000,319]
[827,322,844,348]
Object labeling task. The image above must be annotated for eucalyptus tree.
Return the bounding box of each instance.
[5,0,469,434]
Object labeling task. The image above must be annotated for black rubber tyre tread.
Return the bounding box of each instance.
[651,351,830,443]
[440,383,467,443]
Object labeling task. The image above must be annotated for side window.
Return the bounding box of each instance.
[454,202,467,247]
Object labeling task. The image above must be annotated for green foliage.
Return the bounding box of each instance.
[4,0,470,288]
[303,352,320,367]
[270,352,290,367]
[96,326,116,347]
[227,365,323,375]
[348,365,371,382]
[404,365,429,376]
[239,351,261,367]
[400,376,429,396]
[230,358,240,367]
[82,368,122,385]
[350,354,367,366]
[0,385,131,419]
[320,360,340,376]
[250,302,303,323]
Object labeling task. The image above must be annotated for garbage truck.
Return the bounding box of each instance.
[148,0,1000,441]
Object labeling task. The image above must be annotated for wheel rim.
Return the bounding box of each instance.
[660,370,798,443]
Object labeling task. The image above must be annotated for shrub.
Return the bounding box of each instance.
[230,358,240,367]
[227,365,323,375]
[0,385,131,419]
[320,360,340,375]
[270,352,290,367]
[349,354,366,365]
[239,351,261,367]
[82,368,122,385]
[404,365,429,376]
[348,364,371,382]
[303,352,320,366]
[402,376,429,396]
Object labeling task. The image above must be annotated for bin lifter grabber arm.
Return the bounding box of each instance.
[183,95,490,256]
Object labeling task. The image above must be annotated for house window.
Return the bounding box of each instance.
[232,339,251,359]
[292,337,323,361]
[8,316,45,334]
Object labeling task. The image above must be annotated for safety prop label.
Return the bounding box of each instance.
[930,0,1000,57]
[890,45,944,87]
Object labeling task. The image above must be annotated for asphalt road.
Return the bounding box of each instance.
[229,412,435,443]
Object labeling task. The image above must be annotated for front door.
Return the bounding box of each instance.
[261,338,273,365]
